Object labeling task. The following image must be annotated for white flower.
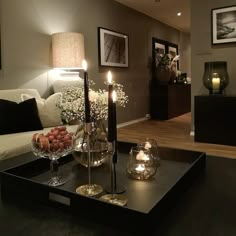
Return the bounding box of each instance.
[172,55,180,62]
[57,80,128,123]
[89,90,99,102]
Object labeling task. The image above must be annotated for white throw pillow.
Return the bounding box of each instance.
[53,78,83,93]
[21,93,62,128]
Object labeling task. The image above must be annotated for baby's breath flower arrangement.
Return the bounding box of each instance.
[57,80,128,123]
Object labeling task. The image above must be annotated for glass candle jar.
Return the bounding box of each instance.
[202,61,229,95]
[138,138,160,168]
[126,146,157,180]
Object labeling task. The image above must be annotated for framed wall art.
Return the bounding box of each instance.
[152,37,180,82]
[168,43,179,69]
[168,46,178,60]
[98,27,128,67]
[212,5,236,44]
[152,38,168,69]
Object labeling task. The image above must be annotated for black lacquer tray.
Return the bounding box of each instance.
[0,142,206,233]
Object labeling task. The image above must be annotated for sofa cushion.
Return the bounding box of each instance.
[53,78,83,93]
[21,93,63,128]
[0,89,41,103]
[0,98,43,135]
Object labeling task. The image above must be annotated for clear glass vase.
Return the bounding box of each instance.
[72,120,109,168]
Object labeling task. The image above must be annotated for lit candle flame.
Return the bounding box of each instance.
[112,90,117,103]
[107,71,112,84]
[135,164,145,173]
[144,141,152,149]
[82,59,87,71]
[136,150,150,161]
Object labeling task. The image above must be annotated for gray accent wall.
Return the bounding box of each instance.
[191,0,236,131]
[0,0,190,124]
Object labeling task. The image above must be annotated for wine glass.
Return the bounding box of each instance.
[31,131,73,187]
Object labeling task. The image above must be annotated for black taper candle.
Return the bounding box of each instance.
[107,71,113,142]
[84,70,91,123]
[108,84,113,142]
[112,98,117,163]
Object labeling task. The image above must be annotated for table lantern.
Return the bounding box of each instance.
[126,146,157,180]
[202,61,229,95]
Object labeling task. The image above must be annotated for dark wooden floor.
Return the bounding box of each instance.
[118,113,236,159]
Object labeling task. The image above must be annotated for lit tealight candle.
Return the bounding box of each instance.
[144,141,152,149]
[135,164,145,173]
[136,150,150,161]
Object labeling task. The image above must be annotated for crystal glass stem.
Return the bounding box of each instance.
[48,157,66,186]
[50,158,59,180]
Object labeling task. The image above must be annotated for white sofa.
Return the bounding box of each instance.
[0,89,77,161]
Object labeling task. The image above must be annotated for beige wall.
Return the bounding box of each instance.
[191,0,236,130]
[179,32,191,78]
[0,0,190,124]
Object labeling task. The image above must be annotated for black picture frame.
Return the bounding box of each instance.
[212,5,236,45]
[152,37,179,74]
[152,38,167,69]
[168,42,179,70]
[98,27,129,67]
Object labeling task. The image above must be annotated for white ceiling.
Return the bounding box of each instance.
[115,0,190,32]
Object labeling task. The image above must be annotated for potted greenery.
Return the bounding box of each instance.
[154,53,179,84]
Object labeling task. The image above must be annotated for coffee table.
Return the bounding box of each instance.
[1,142,235,235]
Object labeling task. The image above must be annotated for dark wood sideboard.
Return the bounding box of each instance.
[150,82,191,120]
[194,95,236,146]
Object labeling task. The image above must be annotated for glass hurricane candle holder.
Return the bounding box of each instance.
[126,146,157,180]
[138,138,161,168]
[202,61,229,95]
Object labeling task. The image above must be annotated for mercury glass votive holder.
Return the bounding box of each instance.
[138,138,161,168]
[126,146,157,180]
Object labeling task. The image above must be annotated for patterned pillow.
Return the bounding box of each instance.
[21,93,62,128]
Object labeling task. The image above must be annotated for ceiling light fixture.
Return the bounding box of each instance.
[177,12,182,16]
